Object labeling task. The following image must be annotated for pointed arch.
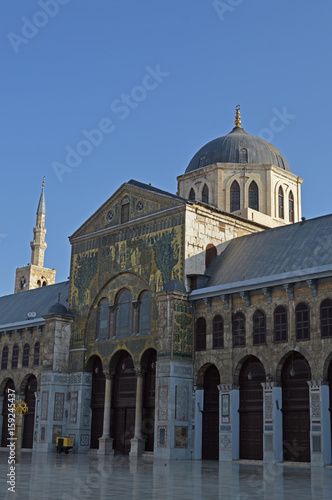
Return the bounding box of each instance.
[248,180,259,211]
[188,187,196,201]
[289,191,294,222]
[278,186,284,218]
[202,184,209,204]
[230,180,240,212]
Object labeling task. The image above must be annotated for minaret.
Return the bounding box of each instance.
[31,177,47,267]
[14,179,56,293]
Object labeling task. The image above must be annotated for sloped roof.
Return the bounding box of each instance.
[201,214,332,290]
[127,180,186,202]
[0,281,69,328]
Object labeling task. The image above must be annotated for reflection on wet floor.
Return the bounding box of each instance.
[0,451,332,500]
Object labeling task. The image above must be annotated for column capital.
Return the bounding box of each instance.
[135,368,146,377]
[103,370,114,380]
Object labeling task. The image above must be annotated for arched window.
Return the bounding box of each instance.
[202,184,209,204]
[11,344,19,369]
[253,310,266,345]
[277,156,285,169]
[320,299,332,338]
[115,289,132,337]
[289,191,294,222]
[139,291,152,334]
[198,153,207,169]
[248,181,259,211]
[233,312,245,347]
[205,244,217,269]
[240,148,248,163]
[22,344,30,367]
[278,186,284,219]
[188,188,196,201]
[230,180,240,212]
[1,346,9,370]
[33,341,40,366]
[121,198,130,223]
[97,298,109,340]
[195,317,206,351]
[213,315,224,349]
[295,303,310,341]
[274,305,287,342]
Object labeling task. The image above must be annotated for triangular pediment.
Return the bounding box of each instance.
[70,179,186,240]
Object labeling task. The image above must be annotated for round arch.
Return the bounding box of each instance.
[233,354,266,387]
[196,361,221,388]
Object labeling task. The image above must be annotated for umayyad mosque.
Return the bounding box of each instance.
[1,107,332,466]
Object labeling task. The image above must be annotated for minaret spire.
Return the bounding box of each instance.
[31,178,47,267]
[234,105,242,128]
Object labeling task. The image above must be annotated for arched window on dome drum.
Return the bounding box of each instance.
[213,315,224,349]
[253,310,266,345]
[97,298,109,340]
[116,289,133,337]
[230,180,240,212]
[277,156,285,169]
[205,244,217,269]
[139,291,152,334]
[289,191,294,223]
[202,184,209,204]
[248,181,259,211]
[11,344,19,369]
[33,342,40,366]
[320,299,332,338]
[1,346,9,370]
[295,303,310,341]
[232,312,245,347]
[189,188,196,201]
[22,344,30,367]
[195,317,206,351]
[240,148,248,163]
[198,153,207,169]
[274,305,287,342]
[278,186,284,219]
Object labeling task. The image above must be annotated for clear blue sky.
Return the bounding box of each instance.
[1,0,332,296]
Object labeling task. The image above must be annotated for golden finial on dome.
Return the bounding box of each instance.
[42,176,45,188]
[235,105,242,128]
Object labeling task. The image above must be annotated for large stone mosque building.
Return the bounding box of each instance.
[1,107,332,466]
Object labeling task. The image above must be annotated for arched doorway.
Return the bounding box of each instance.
[202,365,220,460]
[282,353,311,462]
[142,349,156,452]
[90,357,105,449]
[112,352,136,455]
[239,357,265,459]
[22,375,37,448]
[1,379,15,447]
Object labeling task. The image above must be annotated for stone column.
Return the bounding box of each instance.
[130,369,145,457]
[308,380,331,466]
[218,384,239,461]
[261,381,282,463]
[109,305,115,338]
[132,301,139,335]
[98,371,114,455]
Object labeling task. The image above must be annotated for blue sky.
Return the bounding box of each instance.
[1,0,332,296]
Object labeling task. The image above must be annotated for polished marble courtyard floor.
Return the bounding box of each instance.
[1,451,332,499]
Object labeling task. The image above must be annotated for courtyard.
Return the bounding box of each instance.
[1,451,332,499]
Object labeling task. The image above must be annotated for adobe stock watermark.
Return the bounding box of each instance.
[257,107,296,143]
[52,64,169,183]
[213,0,245,22]
[7,0,72,54]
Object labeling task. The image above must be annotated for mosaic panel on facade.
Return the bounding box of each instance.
[69,391,78,424]
[158,386,168,421]
[41,391,49,421]
[53,392,65,421]
[175,385,189,421]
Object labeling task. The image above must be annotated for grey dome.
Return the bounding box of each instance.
[185,126,291,173]
[46,302,71,316]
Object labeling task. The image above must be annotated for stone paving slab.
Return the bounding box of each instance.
[0,451,332,499]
